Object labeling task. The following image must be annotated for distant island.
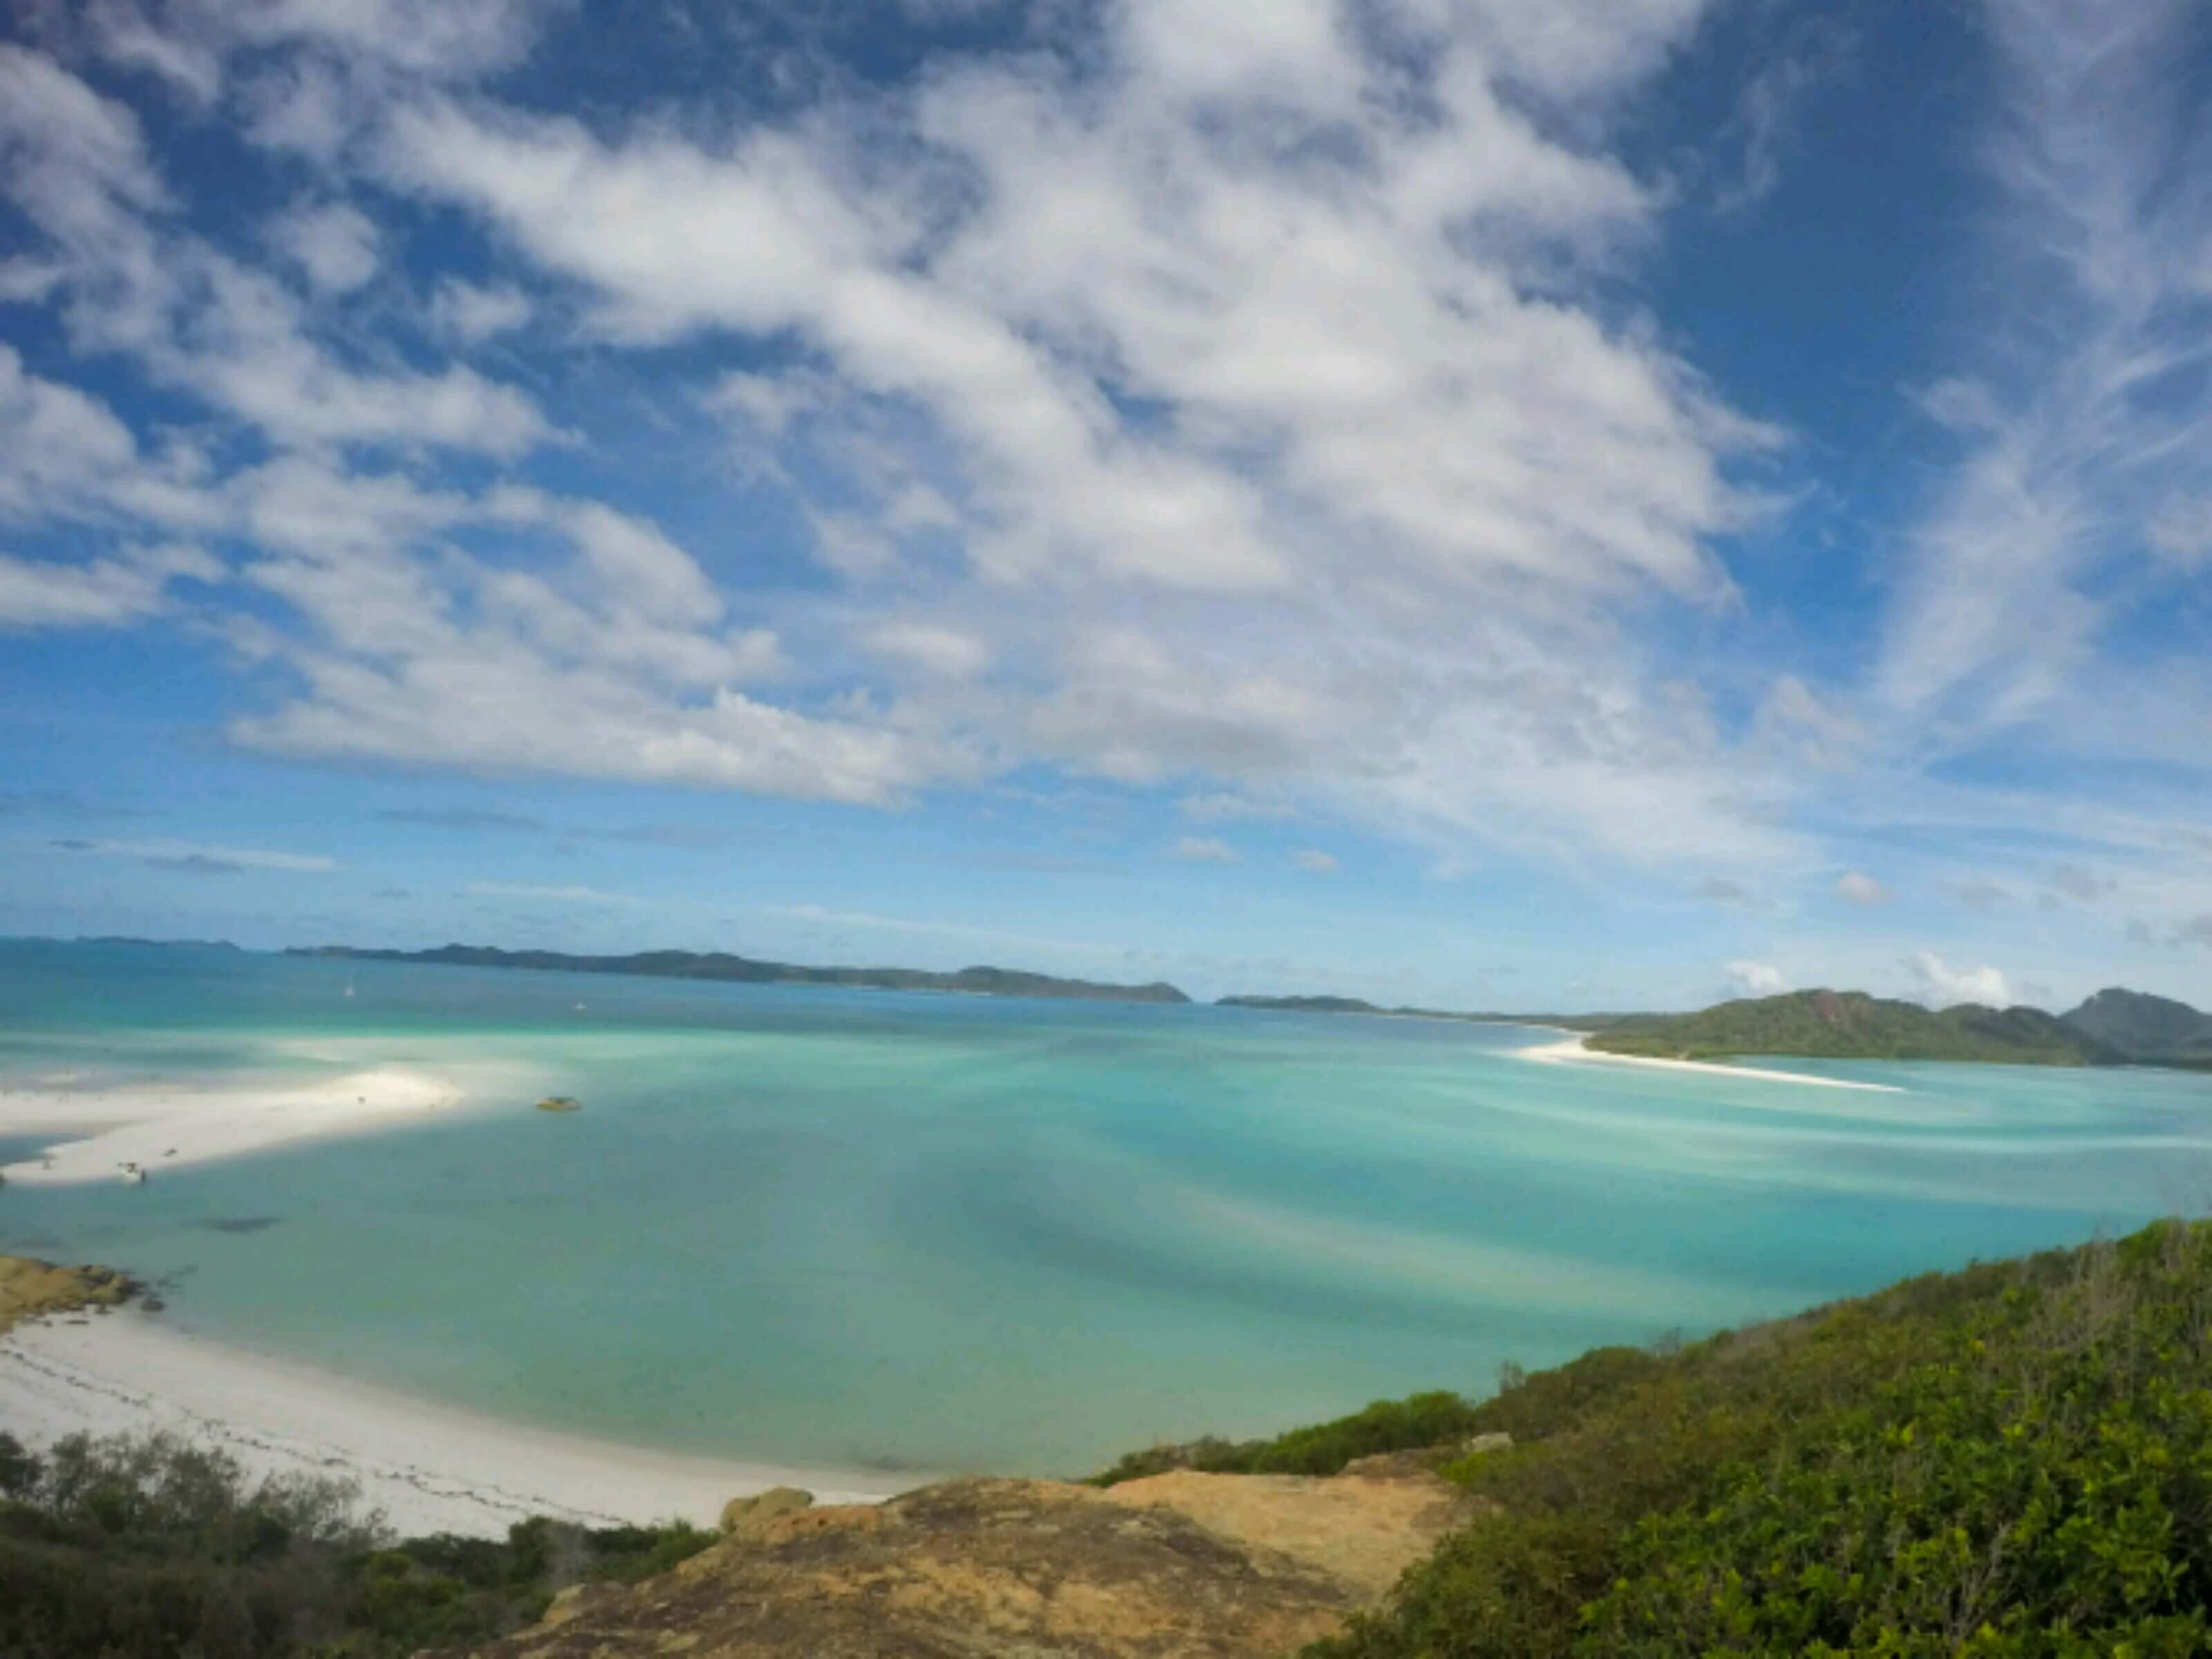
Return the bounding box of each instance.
[1216,995,1629,1031]
[1218,994,1387,1015]
[288,944,1192,1005]
[1221,983,2212,1070]
[1584,987,2210,1068]
[2061,987,2212,1067]
[74,936,242,951]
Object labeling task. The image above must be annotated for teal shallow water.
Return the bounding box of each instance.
[1,939,2207,1476]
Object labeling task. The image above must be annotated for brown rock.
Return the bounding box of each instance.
[1338,1450,1447,1481]
[718,1485,814,1534]
[0,1255,138,1335]
[445,1468,1483,1659]
[1103,1468,1481,1601]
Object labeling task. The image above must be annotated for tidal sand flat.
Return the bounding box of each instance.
[0,1065,472,1186]
[1514,1033,1907,1094]
[0,1306,917,1536]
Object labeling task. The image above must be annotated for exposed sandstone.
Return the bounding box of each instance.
[451,1461,1483,1659]
[718,1485,814,1533]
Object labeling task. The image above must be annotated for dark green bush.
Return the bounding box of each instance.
[1091,1391,1485,1485]
[1313,1219,2212,1658]
[0,1430,715,1658]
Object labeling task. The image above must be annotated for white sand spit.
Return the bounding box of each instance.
[0,1067,467,1186]
[1517,1035,1905,1095]
[0,1309,918,1536]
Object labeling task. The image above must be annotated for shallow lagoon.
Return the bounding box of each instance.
[2,939,2206,1475]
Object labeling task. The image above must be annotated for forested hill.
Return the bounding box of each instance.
[288,945,1191,1005]
[1589,988,2119,1066]
[1217,995,1386,1013]
[2063,986,2212,1064]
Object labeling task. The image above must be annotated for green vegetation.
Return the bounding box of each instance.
[1218,995,1389,1015]
[1288,1219,2212,1656]
[1591,989,2118,1066]
[0,1430,714,1658]
[291,944,1191,1004]
[2062,987,2212,1064]
[19,1219,2212,1656]
[1091,1391,1492,1484]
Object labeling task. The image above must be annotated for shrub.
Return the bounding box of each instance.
[0,1430,718,1658]
[1311,1219,2212,1658]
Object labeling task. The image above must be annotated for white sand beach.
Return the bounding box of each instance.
[0,1306,919,1536]
[1517,1035,1906,1095]
[0,1066,472,1186]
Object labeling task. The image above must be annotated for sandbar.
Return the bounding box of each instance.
[1516,1035,1905,1095]
[0,1065,472,1186]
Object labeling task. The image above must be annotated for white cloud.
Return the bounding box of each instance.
[1181,791,1295,823]
[467,881,638,904]
[1905,950,2012,1008]
[865,622,991,678]
[1170,836,1239,864]
[0,2,1855,878]
[1834,871,1890,906]
[2149,496,2212,572]
[1712,21,1853,215]
[0,344,145,519]
[333,2,1820,868]
[0,50,549,456]
[1725,959,1787,995]
[1290,849,1338,873]
[1876,0,2212,744]
[1913,376,2006,434]
[270,200,379,296]
[220,465,921,803]
[88,0,559,88]
[0,542,218,630]
[485,487,724,627]
[429,277,532,341]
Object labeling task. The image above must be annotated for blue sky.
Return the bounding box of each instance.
[3,0,2211,1011]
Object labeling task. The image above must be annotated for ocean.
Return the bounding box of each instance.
[1,937,2205,1477]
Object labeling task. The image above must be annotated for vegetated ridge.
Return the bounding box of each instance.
[1217,995,1629,1031]
[2061,986,2212,1065]
[1221,982,2212,1067]
[288,944,1191,1005]
[1219,994,1390,1014]
[1306,1218,2212,1656]
[9,1224,2212,1655]
[1589,988,2122,1066]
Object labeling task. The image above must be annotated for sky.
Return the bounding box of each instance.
[2,0,2210,1012]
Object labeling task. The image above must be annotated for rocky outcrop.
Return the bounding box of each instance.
[719,1485,813,1533]
[0,1255,138,1334]
[451,1460,1485,1659]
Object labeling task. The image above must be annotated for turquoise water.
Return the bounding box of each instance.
[2,938,2207,1476]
